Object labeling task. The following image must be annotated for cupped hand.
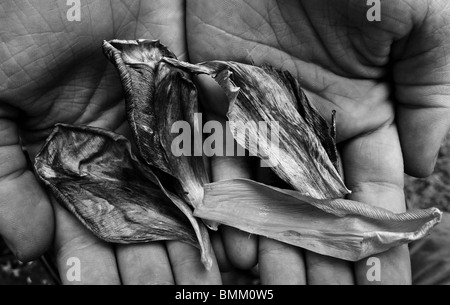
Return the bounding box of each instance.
[0,0,221,285]
[187,0,450,285]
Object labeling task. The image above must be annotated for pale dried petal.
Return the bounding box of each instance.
[196,179,442,261]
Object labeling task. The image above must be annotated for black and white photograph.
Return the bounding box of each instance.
[0,0,449,291]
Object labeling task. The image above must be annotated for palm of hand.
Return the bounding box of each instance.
[1,0,449,285]
[189,0,448,145]
[187,0,450,284]
[0,0,224,285]
[2,0,185,153]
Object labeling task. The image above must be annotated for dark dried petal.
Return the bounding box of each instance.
[103,40,209,211]
[154,64,209,213]
[103,40,175,174]
[34,124,213,269]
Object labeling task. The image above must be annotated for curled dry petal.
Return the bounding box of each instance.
[196,179,442,261]
[103,40,209,211]
[34,124,213,269]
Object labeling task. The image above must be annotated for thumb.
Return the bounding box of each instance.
[396,104,450,177]
[394,5,450,177]
[0,116,54,261]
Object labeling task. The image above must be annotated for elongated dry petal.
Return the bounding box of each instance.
[196,179,442,262]
[103,40,209,211]
[34,124,213,269]
[163,58,349,199]
[154,64,209,213]
[103,39,176,174]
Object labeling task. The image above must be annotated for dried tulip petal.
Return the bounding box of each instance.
[103,40,209,211]
[153,65,209,213]
[103,39,176,174]
[34,124,213,269]
[163,58,349,199]
[196,179,442,261]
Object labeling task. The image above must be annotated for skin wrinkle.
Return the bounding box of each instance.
[189,3,392,117]
[351,181,405,196]
[1,44,40,90]
[297,1,338,73]
[273,3,319,60]
[0,119,25,182]
[400,43,448,65]
[198,19,293,65]
[191,7,306,70]
[55,232,109,260]
[197,13,369,104]
[85,2,96,41]
[21,54,123,138]
[4,2,109,100]
[397,100,450,110]
[235,1,269,38]
[269,8,308,66]
[73,63,113,123]
[307,2,391,78]
[18,6,69,82]
[116,1,141,39]
[0,158,27,183]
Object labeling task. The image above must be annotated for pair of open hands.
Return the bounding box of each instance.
[1,0,449,285]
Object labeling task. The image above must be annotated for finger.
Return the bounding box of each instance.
[0,116,53,261]
[212,156,259,270]
[342,124,412,285]
[210,230,233,272]
[116,243,175,285]
[356,246,411,286]
[259,237,306,285]
[394,28,450,178]
[397,105,450,177]
[135,0,188,60]
[255,167,307,285]
[256,166,355,285]
[304,252,355,285]
[221,227,258,270]
[166,241,222,285]
[53,199,120,285]
[197,73,259,271]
